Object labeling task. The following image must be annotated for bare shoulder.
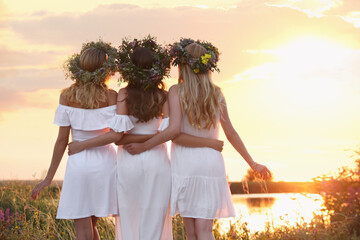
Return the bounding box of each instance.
[59,93,68,105]
[168,84,178,97]
[107,89,118,105]
[215,85,226,102]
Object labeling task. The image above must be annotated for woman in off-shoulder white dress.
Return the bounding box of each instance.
[31,44,121,239]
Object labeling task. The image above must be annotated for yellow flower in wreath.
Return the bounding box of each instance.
[193,69,200,74]
[201,54,212,64]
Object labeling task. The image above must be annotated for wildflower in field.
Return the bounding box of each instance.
[0,209,4,221]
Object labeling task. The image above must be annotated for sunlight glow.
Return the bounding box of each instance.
[271,36,352,112]
[235,36,354,115]
[217,193,326,233]
[274,36,352,65]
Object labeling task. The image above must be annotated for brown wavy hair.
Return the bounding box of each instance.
[125,47,166,122]
[178,42,222,129]
[61,47,109,109]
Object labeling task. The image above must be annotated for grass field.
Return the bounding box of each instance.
[1,180,359,240]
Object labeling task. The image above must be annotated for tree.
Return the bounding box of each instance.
[244,168,273,182]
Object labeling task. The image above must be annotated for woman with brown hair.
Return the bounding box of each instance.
[31,41,121,240]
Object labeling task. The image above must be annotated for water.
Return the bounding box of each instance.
[218,193,326,233]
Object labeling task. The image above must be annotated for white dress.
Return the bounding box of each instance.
[54,104,120,219]
[170,111,235,219]
[112,116,172,240]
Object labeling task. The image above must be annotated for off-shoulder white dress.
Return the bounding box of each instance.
[170,108,235,219]
[54,104,122,219]
[111,116,172,240]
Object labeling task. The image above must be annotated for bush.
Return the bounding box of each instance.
[313,149,360,236]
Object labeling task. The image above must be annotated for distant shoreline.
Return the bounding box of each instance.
[229,181,321,194]
[1,180,322,194]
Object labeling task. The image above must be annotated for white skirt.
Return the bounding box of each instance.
[170,143,235,219]
[115,143,172,240]
[56,144,118,219]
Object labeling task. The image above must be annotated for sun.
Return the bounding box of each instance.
[274,36,351,67]
[268,36,352,115]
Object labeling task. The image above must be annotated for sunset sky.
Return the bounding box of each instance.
[1,0,360,182]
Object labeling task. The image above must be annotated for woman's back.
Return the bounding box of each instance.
[128,116,163,135]
[179,86,223,139]
[181,114,220,139]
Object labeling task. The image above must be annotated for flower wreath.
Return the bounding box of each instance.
[64,40,118,85]
[117,35,171,89]
[169,38,220,74]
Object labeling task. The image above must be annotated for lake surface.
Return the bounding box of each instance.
[218,193,325,233]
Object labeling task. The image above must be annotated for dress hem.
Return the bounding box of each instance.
[171,212,236,220]
[56,212,118,220]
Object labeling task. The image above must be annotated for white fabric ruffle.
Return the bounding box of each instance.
[107,114,134,133]
[158,117,169,131]
[53,105,71,126]
[170,174,235,219]
[53,104,117,130]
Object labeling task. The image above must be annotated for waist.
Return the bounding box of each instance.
[71,128,109,141]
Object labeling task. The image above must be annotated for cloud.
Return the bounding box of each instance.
[0,47,65,68]
[266,0,342,18]
[1,1,360,112]
[0,68,67,91]
[266,0,360,28]
[0,87,59,111]
[340,11,360,28]
[0,0,9,27]
[0,87,22,111]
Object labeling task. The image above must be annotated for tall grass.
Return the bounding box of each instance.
[1,180,360,240]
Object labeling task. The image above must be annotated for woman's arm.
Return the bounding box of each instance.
[68,129,122,155]
[172,134,224,152]
[115,134,156,145]
[32,126,70,200]
[32,127,70,200]
[219,95,272,179]
[67,89,127,155]
[124,85,181,154]
[32,95,71,200]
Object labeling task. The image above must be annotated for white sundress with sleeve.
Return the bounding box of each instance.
[111,116,172,240]
[54,104,132,219]
[170,95,235,219]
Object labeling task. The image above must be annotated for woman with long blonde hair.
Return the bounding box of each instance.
[125,39,271,239]
[31,41,123,240]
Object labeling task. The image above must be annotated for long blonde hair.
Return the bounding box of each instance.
[178,43,222,129]
[61,48,109,109]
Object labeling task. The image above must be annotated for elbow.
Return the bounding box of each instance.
[170,128,180,139]
[171,135,180,144]
[225,132,237,143]
[112,132,123,142]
